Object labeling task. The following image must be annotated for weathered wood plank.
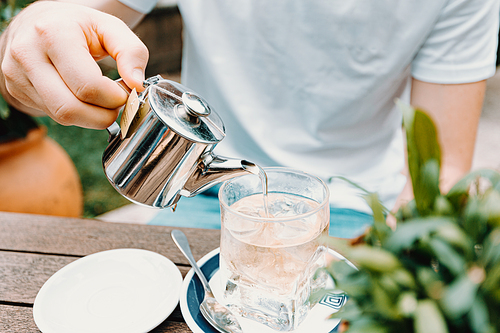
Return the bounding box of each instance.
[150,320,192,333]
[0,212,205,332]
[0,305,41,333]
[0,251,77,304]
[0,251,190,305]
[0,304,192,333]
[0,212,220,264]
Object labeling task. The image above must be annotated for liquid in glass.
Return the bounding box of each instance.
[219,168,329,331]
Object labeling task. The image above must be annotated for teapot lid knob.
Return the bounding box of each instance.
[182,92,211,117]
[147,78,225,143]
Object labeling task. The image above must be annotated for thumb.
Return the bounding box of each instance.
[116,48,149,93]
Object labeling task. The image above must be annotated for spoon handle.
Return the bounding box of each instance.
[171,230,211,292]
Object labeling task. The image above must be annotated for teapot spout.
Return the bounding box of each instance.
[181,153,259,197]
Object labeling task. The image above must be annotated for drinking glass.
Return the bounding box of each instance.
[219,167,330,331]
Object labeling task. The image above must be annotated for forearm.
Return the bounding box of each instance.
[410,78,486,192]
[390,78,485,224]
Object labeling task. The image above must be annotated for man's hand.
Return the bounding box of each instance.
[0,1,149,129]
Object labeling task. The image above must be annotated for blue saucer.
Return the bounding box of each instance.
[179,248,346,333]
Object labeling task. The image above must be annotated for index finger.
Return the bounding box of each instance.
[94,11,150,92]
[46,11,148,108]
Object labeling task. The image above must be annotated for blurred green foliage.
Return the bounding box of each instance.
[35,67,126,218]
[37,117,129,217]
[323,103,500,333]
[0,0,33,31]
[0,0,37,138]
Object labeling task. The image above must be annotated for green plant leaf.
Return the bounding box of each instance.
[0,94,9,120]
[326,261,369,298]
[397,292,418,316]
[327,177,392,244]
[434,195,454,216]
[482,261,500,293]
[384,216,453,252]
[429,237,466,276]
[414,300,449,333]
[399,100,442,214]
[447,169,500,211]
[326,259,359,279]
[463,196,489,241]
[399,100,420,208]
[344,317,390,333]
[461,188,500,237]
[390,268,416,289]
[371,279,401,319]
[412,110,441,212]
[417,267,444,300]
[478,190,500,227]
[468,294,492,333]
[441,274,479,318]
[363,192,392,244]
[323,236,351,257]
[448,169,500,197]
[363,192,388,226]
[482,228,500,267]
[323,103,500,333]
[397,199,419,221]
[347,246,401,273]
[434,222,473,258]
[413,111,441,166]
[329,297,362,320]
[378,274,402,298]
[420,158,441,209]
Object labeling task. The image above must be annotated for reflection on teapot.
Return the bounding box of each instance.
[102,75,259,209]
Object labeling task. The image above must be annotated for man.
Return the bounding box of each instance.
[1,0,498,237]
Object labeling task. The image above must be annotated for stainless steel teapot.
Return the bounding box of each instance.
[102,75,257,209]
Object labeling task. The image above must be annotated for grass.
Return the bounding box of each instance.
[37,117,129,218]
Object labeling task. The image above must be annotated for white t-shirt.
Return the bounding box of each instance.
[177,0,499,213]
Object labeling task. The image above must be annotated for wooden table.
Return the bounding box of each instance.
[0,211,221,332]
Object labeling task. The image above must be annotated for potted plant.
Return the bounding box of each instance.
[0,0,83,217]
[322,102,500,333]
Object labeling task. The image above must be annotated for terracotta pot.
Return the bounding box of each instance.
[0,126,83,217]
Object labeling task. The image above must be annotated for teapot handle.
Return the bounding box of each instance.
[115,78,132,95]
[106,122,121,142]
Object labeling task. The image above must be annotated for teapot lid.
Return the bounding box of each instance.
[147,77,225,144]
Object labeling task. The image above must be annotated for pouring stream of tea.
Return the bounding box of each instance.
[242,164,270,217]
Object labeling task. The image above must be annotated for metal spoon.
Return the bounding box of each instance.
[171,230,243,333]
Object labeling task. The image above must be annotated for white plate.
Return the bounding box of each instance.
[180,248,348,333]
[33,248,182,333]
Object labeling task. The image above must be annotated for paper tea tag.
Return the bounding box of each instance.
[127,101,150,138]
[120,88,140,139]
